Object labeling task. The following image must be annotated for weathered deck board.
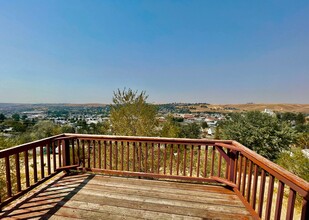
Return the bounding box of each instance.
[0,173,253,220]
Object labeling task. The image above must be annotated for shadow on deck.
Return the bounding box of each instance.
[0,173,253,220]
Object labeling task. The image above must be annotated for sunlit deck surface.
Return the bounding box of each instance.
[0,173,253,220]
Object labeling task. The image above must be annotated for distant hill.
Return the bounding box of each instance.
[185,103,309,114]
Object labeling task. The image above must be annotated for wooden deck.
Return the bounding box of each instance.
[0,173,253,220]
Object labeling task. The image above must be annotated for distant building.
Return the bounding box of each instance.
[263,109,275,116]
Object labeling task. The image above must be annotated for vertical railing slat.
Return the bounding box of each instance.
[258,170,266,217]
[169,144,173,175]
[286,188,296,220]
[157,143,160,174]
[190,145,194,177]
[151,143,154,173]
[251,164,258,210]
[265,175,275,220]
[163,144,167,174]
[246,161,253,202]
[24,150,30,187]
[33,148,37,183]
[121,141,124,171]
[99,141,102,169]
[203,145,208,178]
[237,155,243,190]
[126,142,130,171]
[15,153,21,192]
[40,146,44,179]
[115,141,118,170]
[93,140,96,168]
[5,156,12,197]
[211,146,215,176]
[176,144,180,175]
[274,181,285,220]
[47,143,51,175]
[183,145,187,176]
[197,145,201,177]
[241,157,247,196]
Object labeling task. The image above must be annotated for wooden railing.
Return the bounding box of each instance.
[0,134,308,220]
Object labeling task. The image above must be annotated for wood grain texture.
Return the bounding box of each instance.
[1,173,253,220]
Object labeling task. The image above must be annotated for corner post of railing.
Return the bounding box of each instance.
[228,149,238,183]
[62,138,71,167]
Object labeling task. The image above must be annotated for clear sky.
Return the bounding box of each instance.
[0,0,308,104]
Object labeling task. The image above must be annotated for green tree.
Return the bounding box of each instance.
[12,113,20,121]
[110,88,157,136]
[276,147,309,181]
[201,121,208,129]
[295,132,309,149]
[0,113,6,122]
[179,123,201,139]
[160,116,180,138]
[221,111,295,160]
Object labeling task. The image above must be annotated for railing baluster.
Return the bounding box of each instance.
[46,143,51,175]
[58,140,62,168]
[104,141,107,169]
[301,198,308,220]
[5,156,12,197]
[225,149,229,179]
[145,142,148,173]
[72,139,75,164]
[265,175,274,220]
[241,157,247,196]
[233,153,238,183]
[183,145,187,176]
[274,181,285,220]
[211,146,215,176]
[82,140,86,168]
[190,145,194,177]
[33,148,37,183]
[133,142,136,172]
[99,141,102,169]
[286,188,296,220]
[258,170,266,217]
[15,153,21,192]
[93,140,96,168]
[121,141,124,171]
[109,141,113,170]
[52,142,56,171]
[151,143,154,173]
[126,142,129,171]
[115,141,118,170]
[77,139,80,165]
[138,142,142,172]
[169,144,173,175]
[157,143,160,174]
[163,144,167,174]
[24,150,30,187]
[40,146,44,179]
[251,164,258,210]
[88,140,91,168]
[237,155,243,190]
[177,144,180,175]
[246,161,253,202]
[218,153,222,177]
[197,145,200,177]
[203,145,208,178]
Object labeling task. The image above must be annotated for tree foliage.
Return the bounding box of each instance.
[276,147,309,182]
[110,88,157,136]
[220,111,296,160]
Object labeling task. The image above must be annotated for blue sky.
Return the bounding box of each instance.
[0,0,308,104]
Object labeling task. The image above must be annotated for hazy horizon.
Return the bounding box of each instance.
[0,1,308,104]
